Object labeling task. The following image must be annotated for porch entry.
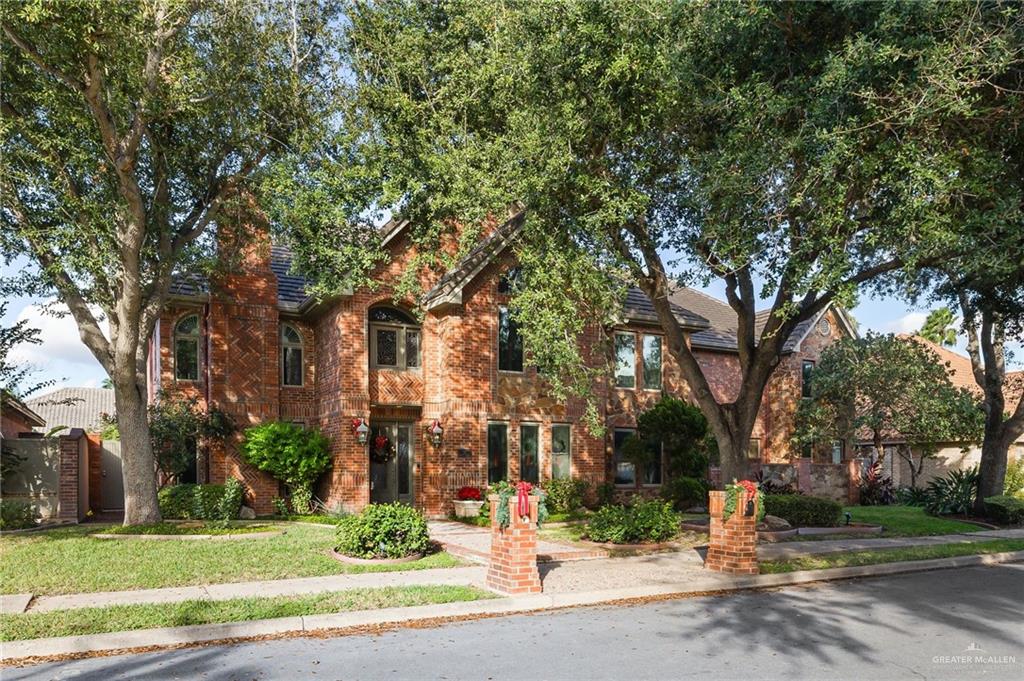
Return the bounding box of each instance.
[369,422,414,504]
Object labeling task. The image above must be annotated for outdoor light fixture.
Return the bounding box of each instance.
[428,419,444,446]
[352,418,370,445]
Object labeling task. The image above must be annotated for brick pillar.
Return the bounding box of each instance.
[847,459,862,505]
[797,458,812,495]
[705,490,759,575]
[58,431,83,521]
[486,494,542,595]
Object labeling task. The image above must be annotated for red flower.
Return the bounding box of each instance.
[457,486,482,501]
[738,480,758,498]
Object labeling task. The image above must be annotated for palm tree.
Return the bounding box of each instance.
[920,307,957,346]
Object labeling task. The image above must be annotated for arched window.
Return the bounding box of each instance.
[369,306,420,370]
[174,314,200,381]
[281,324,304,386]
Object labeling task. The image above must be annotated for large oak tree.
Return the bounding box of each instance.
[320,1,1021,483]
[1,0,349,523]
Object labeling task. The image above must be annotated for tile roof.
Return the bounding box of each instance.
[621,288,709,329]
[26,387,116,433]
[270,245,310,307]
[906,336,1023,415]
[1,390,46,428]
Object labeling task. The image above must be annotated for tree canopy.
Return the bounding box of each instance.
[919,308,958,347]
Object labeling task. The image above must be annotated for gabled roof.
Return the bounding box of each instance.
[1,390,46,429]
[422,211,527,310]
[907,336,1023,415]
[621,288,709,330]
[26,387,115,433]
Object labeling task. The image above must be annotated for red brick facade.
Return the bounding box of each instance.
[705,490,759,575]
[149,207,852,517]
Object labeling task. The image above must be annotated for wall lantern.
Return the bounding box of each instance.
[351,418,370,445]
[428,419,444,446]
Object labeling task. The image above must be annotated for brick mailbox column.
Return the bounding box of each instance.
[705,490,759,575]
[486,494,543,595]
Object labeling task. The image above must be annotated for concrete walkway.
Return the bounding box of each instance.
[758,528,1024,561]
[428,521,605,562]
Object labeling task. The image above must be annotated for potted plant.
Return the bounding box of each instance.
[453,486,484,518]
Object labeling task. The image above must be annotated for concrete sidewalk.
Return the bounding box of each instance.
[4,550,1021,663]
[758,528,1024,561]
[429,521,605,563]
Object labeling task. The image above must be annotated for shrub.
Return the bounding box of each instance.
[240,422,331,503]
[1004,458,1024,499]
[271,497,289,516]
[763,494,841,528]
[214,477,245,523]
[894,486,929,507]
[0,499,38,530]
[595,481,616,508]
[456,486,482,501]
[158,484,199,519]
[335,502,430,559]
[543,478,587,514]
[924,467,978,516]
[983,495,1024,525]
[193,484,228,520]
[660,476,708,511]
[859,459,896,506]
[290,486,314,515]
[158,483,236,520]
[585,499,680,544]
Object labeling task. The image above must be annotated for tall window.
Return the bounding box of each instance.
[281,325,303,386]
[614,333,636,388]
[801,360,815,398]
[551,425,571,480]
[642,335,662,390]
[520,423,539,483]
[613,429,635,486]
[747,438,762,460]
[370,306,420,370]
[488,423,508,484]
[498,307,523,372]
[174,314,200,381]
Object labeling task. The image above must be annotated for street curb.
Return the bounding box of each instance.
[4,550,1023,663]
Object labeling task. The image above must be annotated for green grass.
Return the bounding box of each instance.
[258,514,345,526]
[0,585,494,641]
[760,538,1024,574]
[539,521,588,543]
[0,524,462,596]
[842,505,984,537]
[102,522,277,535]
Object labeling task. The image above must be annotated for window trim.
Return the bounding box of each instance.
[369,309,421,371]
[497,306,524,373]
[173,313,201,382]
[747,437,762,461]
[801,359,815,399]
[614,332,637,389]
[550,423,572,480]
[641,333,663,391]
[281,324,304,387]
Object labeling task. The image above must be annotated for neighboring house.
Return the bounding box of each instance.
[149,208,856,515]
[26,387,116,435]
[1,390,46,439]
[866,336,1024,488]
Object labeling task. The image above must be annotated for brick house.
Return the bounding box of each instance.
[148,206,856,516]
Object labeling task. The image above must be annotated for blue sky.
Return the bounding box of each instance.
[9,254,1012,398]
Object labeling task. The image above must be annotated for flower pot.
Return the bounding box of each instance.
[453,500,484,518]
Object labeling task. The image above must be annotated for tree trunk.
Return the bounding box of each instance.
[974,426,1010,516]
[113,375,162,525]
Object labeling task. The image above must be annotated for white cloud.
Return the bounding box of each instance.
[8,302,110,368]
[880,311,928,335]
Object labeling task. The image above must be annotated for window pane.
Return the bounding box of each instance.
[369,307,416,324]
[613,429,635,486]
[175,339,198,380]
[175,315,198,335]
[283,346,302,386]
[615,334,636,388]
[551,425,571,480]
[642,335,662,389]
[281,325,301,344]
[643,440,662,485]
[488,424,508,484]
[498,308,523,371]
[376,328,397,366]
[520,424,539,484]
[498,267,521,294]
[831,440,843,464]
[398,426,411,496]
[802,361,814,398]
[405,330,420,368]
[747,438,761,460]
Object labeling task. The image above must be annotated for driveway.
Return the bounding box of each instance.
[12,563,1022,680]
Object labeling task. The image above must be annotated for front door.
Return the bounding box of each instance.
[369,423,414,505]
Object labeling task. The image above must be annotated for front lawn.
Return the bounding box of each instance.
[0,585,493,641]
[102,522,278,535]
[760,538,1024,574]
[0,524,462,596]
[842,505,984,536]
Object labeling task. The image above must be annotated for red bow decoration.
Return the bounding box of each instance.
[516,481,532,519]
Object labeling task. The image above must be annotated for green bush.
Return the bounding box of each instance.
[214,477,245,523]
[924,467,978,516]
[0,499,38,530]
[983,495,1024,525]
[193,484,228,520]
[158,484,199,519]
[660,476,709,511]
[595,481,616,508]
[335,502,430,559]
[585,499,680,544]
[1004,458,1024,499]
[240,422,331,502]
[158,483,240,520]
[894,486,929,506]
[543,478,588,514]
[763,494,841,528]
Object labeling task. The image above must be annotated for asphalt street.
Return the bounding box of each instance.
[9,563,1024,681]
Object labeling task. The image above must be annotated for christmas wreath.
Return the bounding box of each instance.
[493,480,549,529]
[723,479,765,522]
[370,433,395,463]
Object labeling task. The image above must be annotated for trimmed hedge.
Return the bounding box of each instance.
[335,502,430,559]
[983,495,1024,526]
[158,483,243,521]
[543,478,588,514]
[660,476,709,511]
[763,494,841,528]
[585,499,680,544]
